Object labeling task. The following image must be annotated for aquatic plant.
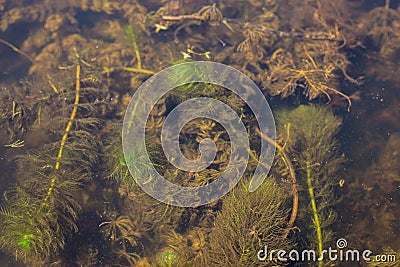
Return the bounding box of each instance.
[122,24,143,69]
[275,105,344,265]
[155,247,183,267]
[103,119,166,191]
[0,0,397,265]
[103,122,135,190]
[358,0,400,82]
[162,60,220,102]
[264,43,355,110]
[99,214,142,265]
[202,176,293,266]
[0,86,33,146]
[0,62,107,264]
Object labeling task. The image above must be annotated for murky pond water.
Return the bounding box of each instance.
[0,0,399,266]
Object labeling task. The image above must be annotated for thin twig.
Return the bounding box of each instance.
[255,128,298,239]
[162,14,204,21]
[0,39,35,63]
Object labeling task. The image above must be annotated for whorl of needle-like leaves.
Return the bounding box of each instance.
[275,105,344,265]
[202,176,293,266]
[0,63,107,263]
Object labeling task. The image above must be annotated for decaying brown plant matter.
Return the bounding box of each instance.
[264,44,355,110]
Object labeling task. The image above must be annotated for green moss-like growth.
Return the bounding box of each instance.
[0,177,80,263]
[0,63,107,264]
[275,105,344,265]
[103,121,166,191]
[155,248,183,267]
[202,176,293,266]
[103,122,134,189]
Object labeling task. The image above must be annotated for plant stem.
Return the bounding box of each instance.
[41,64,81,208]
[255,128,298,239]
[306,161,323,266]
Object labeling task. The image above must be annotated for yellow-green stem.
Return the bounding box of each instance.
[41,64,81,209]
[132,40,142,69]
[306,161,323,266]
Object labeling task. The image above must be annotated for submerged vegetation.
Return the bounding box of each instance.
[203,177,293,266]
[0,0,399,266]
[274,106,344,265]
[0,61,108,263]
